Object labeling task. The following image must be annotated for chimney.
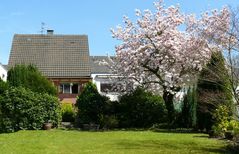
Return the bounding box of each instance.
[47,29,54,35]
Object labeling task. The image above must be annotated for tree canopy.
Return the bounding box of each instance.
[7,64,57,96]
[111,1,230,124]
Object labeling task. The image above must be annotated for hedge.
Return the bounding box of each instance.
[0,87,61,133]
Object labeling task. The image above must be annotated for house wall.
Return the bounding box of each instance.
[49,77,91,104]
[91,74,120,101]
[0,65,7,81]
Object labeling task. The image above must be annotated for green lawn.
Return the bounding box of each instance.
[0,130,232,154]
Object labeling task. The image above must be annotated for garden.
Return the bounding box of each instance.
[1,0,239,153]
[0,64,238,153]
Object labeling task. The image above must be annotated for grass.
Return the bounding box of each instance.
[0,129,233,154]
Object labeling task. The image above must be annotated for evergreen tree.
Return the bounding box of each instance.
[179,85,197,128]
[76,82,109,125]
[7,64,57,96]
[190,85,197,128]
[196,51,233,131]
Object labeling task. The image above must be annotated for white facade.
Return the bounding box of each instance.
[0,64,7,81]
[91,73,120,101]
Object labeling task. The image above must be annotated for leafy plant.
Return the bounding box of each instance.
[7,64,57,96]
[211,105,239,139]
[76,82,109,126]
[100,115,118,129]
[0,78,8,95]
[0,87,61,133]
[117,87,167,128]
[61,103,76,122]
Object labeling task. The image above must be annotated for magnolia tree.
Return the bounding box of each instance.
[111,1,231,124]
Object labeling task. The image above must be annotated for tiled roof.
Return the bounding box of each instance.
[8,34,91,78]
[1,64,8,70]
[0,63,7,70]
[90,56,115,74]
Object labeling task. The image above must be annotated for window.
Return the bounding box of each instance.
[100,83,125,93]
[72,84,79,94]
[59,83,79,94]
[100,83,112,93]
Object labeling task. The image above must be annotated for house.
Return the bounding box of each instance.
[8,30,91,103]
[0,63,7,81]
[90,56,121,101]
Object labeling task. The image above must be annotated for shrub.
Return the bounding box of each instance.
[211,105,231,137]
[100,115,118,129]
[7,65,57,96]
[76,82,109,126]
[61,103,76,122]
[0,79,8,95]
[0,87,61,133]
[117,87,167,128]
[211,105,239,139]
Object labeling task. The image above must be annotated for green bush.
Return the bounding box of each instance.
[117,87,167,128]
[0,79,8,95]
[211,105,230,137]
[0,87,61,133]
[100,115,118,129]
[212,105,239,139]
[7,65,57,96]
[76,82,109,126]
[77,84,166,129]
[61,103,76,122]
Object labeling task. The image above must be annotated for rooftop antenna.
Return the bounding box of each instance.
[40,22,46,34]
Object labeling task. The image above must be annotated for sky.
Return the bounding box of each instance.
[0,0,238,64]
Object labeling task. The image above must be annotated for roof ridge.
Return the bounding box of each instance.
[14,34,88,36]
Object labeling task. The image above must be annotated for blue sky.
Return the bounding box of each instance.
[0,0,238,64]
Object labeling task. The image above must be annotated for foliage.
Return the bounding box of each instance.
[0,130,230,154]
[7,64,57,96]
[0,87,61,133]
[117,87,167,128]
[212,105,239,138]
[212,105,231,136]
[77,84,166,129]
[197,51,233,131]
[0,79,8,95]
[76,82,109,126]
[61,103,76,122]
[100,115,119,129]
[177,86,197,128]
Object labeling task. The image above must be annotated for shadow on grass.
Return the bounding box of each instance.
[58,126,149,132]
[151,128,202,134]
[111,139,233,154]
[193,135,209,138]
[226,143,239,154]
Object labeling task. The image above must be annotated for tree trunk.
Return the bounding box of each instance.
[163,90,175,127]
